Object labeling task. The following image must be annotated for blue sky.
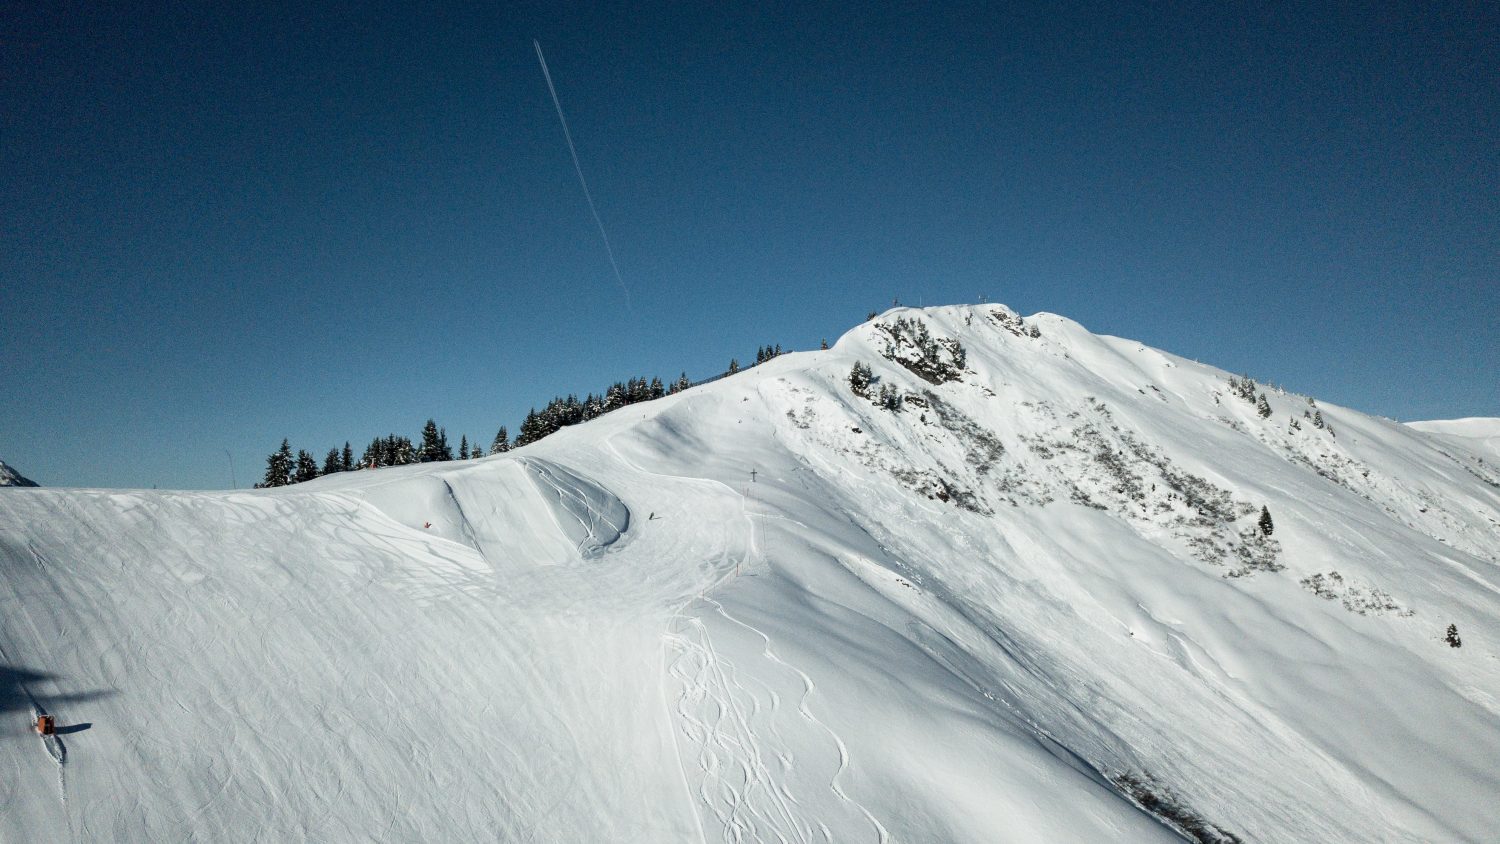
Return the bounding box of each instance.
[3,2,1495,489]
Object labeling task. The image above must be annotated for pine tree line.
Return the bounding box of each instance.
[257,367,733,487]
[1228,376,1338,437]
[259,419,483,488]
[1227,374,1258,404]
[754,344,784,365]
[257,339,809,488]
[1227,375,1342,431]
[503,342,796,450]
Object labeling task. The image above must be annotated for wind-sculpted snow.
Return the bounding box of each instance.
[2,304,1498,842]
[341,457,628,569]
[520,458,631,559]
[1409,417,1500,461]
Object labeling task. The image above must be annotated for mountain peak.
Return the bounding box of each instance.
[0,306,1496,841]
[0,459,37,487]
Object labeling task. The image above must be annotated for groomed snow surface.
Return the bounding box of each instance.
[3,305,1497,842]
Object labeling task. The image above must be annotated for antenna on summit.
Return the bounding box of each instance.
[533,39,633,311]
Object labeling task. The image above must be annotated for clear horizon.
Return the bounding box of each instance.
[3,2,1496,489]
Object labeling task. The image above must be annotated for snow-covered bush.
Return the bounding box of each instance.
[848,361,873,397]
[875,317,966,384]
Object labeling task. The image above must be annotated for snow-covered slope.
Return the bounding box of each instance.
[1408,417,1500,461]
[0,460,38,487]
[2,305,1497,842]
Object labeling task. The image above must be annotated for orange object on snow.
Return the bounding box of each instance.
[36,715,55,735]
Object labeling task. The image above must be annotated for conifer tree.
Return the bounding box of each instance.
[516,409,543,447]
[420,420,444,462]
[1228,375,1258,403]
[728,358,740,374]
[1312,410,1325,429]
[878,383,902,411]
[322,448,342,476]
[603,383,626,412]
[1256,393,1272,418]
[1258,506,1274,536]
[341,442,354,472]
[848,362,872,397]
[263,439,293,487]
[361,438,384,469]
[458,436,470,460]
[294,449,320,483]
[820,338,829,350]
[1446,623,1462,648]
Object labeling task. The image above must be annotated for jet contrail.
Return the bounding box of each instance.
[533,40,632,309]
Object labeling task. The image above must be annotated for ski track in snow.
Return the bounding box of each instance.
[521,458,630,557]
[610,435,838,842]
[629,435,886,842]
[666,612,806,844]
[703,596,890,844]
[0,591,73,838]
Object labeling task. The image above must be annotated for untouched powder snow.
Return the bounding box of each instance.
[2,304,1498,842]
[1407,418,1500,461]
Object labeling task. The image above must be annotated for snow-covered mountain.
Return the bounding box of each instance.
[0,460,38,487]
[2,304,1496,842]
[1408,417,1500,461]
